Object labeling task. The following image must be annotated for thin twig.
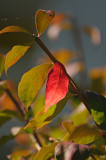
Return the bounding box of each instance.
[33,35,57,64]
[5,88,25,117]
[90,154,97,160]
[5,88,42,149]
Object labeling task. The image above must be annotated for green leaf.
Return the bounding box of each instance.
[5,45,30,74]
[63,124,100,144]
[25,104,57,130]
[33,142,58,160]
[69,103,89,126]
[0,26,32,35]
[0,135,13,145]
[35,9,55,36]
[18,63,53,111]
[84,90,106,130]
[25,92,70,129]
[0,110,19,127]
[0,54,5,77]
[32,94,45,115]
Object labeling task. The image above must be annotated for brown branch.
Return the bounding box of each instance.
[5,88,25,117]
[33,35,57,64]
[5,88,42,149]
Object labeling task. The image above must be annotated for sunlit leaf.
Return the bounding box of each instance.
[0,54,5,77]
[35,9,55,36]
[31,94,45,115]
[63,124,100,144]
[25,104,57,130]
[0,26,32,35]
[83,26,101,46]
[33,142,58,160]
[84,91,106,130]
[25,93,70,130]
[45,62,69,112]
[18,63,53,111]
[56,142,91,160]
[40,49,74,64]
[0,110,18,127]
[5,45,30,74]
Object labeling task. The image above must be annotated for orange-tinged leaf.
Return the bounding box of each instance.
[83,26,101,46]
[0,80,17,111]
[50,13,67,25]
[40,49,74,64]
[18,63,53,111]
[5,45,30,74]
[0,26,32,35]
[35,9,55,36]
[45,62,69,112]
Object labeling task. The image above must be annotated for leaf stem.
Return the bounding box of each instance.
[33,35,57,64]
[5,88,42,149]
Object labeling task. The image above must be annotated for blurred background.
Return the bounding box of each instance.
[0,0,106,159]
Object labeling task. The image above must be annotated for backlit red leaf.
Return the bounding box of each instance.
[45,62,69,112]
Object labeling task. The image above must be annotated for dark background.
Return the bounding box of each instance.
[0,0,106,159]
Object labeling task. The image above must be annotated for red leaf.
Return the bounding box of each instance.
[45,62,69,112]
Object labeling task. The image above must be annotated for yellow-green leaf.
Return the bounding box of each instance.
[0,54,5,77]
[18,63,53,111]
[33,142,58,160]
[62,120,75,134]
[0,26,32,35]
[35,9,55,37]
[63,124,100,144]
[32,94,45,115]
[25,92,70,129]
[5,45,30,74]
[25,104,57,130]
[69,103,89,126]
